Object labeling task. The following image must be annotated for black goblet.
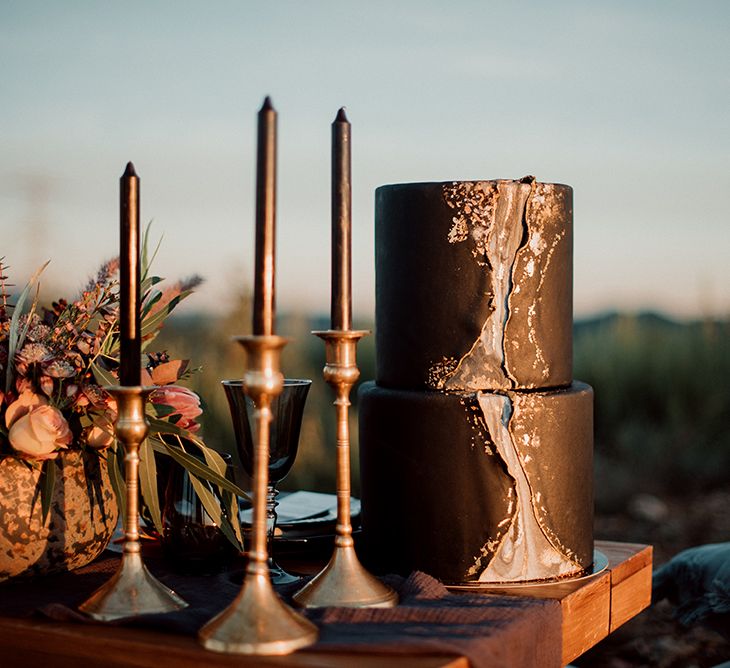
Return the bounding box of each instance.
[161,452,239,574]
[223,378,311,585]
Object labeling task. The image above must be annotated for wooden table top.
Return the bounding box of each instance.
[0,540,651,668]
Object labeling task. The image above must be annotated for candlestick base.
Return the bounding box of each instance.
[293,542,397,609]
[79,551,187,621]
[199,551,317,654]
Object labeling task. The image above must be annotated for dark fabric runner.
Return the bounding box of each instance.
[0,553,561,668]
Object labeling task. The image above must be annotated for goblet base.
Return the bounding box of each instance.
[228,558,301,587]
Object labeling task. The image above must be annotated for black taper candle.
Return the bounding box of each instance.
[119,162,141,386]
[331,107,352,331]
[253,96,277,336]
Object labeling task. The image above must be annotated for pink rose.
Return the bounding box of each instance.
[151,385,202,433]
[8,405,72,460]
[5,391,49,428]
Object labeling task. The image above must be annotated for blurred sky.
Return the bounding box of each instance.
[1,1,728,320]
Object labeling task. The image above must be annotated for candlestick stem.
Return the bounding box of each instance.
[79,387,187,620]
[293,330,397,609]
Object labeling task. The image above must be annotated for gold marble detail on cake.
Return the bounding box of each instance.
[434,180,533,391]
[510,390,582,564]
[472,392,581,582]
[505,182,568,383]
[429,179,571,392]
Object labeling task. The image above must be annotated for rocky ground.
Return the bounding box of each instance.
[575,489,730,667]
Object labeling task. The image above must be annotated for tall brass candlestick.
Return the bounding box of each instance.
[293,110,397,610]
[199,99,317,655]
[253,96,277,336]
[119,162,141,385]
[331,108,352,331]
[79,164,187,620]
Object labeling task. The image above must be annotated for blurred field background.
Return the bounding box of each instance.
[155,304,730,666]
[156,306,730,510]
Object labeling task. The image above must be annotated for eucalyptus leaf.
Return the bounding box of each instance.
[141,289,163,318]
[223,488,244,545]
[107,444,127,523]
[199,446,227,477]
[91,360,117,388]
[149,402,175,418]
[6,260,49,392]
[140,290,193,337]
[147,415,190,438]
[139,438,163,534]
[141,222,163,283]
[187,441,245,544]
[40,459,56,525]
[159,438,248,499]
[141,275,163,295]
[188,474,242,551]
[17,286,41,360]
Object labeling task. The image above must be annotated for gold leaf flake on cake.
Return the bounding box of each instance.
[443,181,498,263]
[461,395,493,455]
[427,356,460,389]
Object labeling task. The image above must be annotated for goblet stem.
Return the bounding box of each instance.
[266,483,300,584]
[266,483,278,554]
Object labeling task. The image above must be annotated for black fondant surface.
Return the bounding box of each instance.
[374,181,573,391]
[358,381,513,583]
[358,380,594,584]
[374,183,493,390]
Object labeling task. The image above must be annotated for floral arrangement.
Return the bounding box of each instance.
[0,230,243,547]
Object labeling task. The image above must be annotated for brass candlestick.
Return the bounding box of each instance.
[79,386,187,621]
[199,335,318,655]
[293,330,398,609]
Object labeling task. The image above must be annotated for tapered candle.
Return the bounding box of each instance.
[253,96,277,336]
[119,162,141,386]
[331,107,352,331]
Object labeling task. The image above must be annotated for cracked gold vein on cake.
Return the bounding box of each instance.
[429,179,570,391]
[473,391,580,582]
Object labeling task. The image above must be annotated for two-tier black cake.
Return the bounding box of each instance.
[359,179,594,585]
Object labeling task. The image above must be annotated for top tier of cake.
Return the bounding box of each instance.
[375,179,573,391]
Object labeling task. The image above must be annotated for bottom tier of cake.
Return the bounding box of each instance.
[358,381,594,584]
